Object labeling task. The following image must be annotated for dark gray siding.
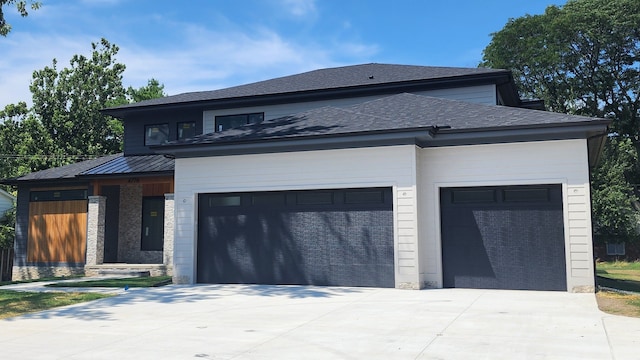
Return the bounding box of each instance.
[123,109,203,155]
[13,185,30,267]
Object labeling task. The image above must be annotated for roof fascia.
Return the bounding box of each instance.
[76,170,175,179]
[156,130,432,158]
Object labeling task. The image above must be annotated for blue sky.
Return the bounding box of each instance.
[0,0,567,109]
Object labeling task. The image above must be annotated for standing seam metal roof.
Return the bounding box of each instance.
[5,154,174,182]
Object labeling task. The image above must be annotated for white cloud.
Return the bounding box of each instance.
[279,0,317,17]
[0,32,96,107]
[118,25,339,95]
[0,0,380,108]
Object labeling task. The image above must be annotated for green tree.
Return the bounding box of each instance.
[481,0,640,244]
[592,138,639,243]
[30,38,127,157]
[0,206,15,249]
[127,78,166,103]
[0,102,58,181]
[0,0,40,36]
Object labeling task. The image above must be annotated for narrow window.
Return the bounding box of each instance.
[145,124,169,145]
[177,121,196,140]
[208,195,241,207]
[30,189,88,202]
[215,113,264,132]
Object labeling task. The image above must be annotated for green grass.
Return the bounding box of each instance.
[596,261,640,293]
[0,275,83,287]
[596,261,640,271]
[0,290,112,319]
[45,276,172,288]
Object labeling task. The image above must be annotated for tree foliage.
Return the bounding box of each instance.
[0,0,40,36]
[30,38,127,156]
[591,138,639,242]
[481,0,640,244]
[127,78,166,103]
[0,206,15,249]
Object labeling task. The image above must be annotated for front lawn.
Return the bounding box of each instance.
[0,290,112,320]
[595,261,640,318]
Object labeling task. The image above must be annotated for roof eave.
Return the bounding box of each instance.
[154,121,609,158]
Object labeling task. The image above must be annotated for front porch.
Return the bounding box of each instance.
[84,177,175,277]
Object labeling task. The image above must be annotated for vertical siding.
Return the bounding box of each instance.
[418,139,594,292]
[27,200,87,263]
[173,145,420,287]
[203,85,497,134]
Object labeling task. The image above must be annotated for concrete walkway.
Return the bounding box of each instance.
[0,284,639,359]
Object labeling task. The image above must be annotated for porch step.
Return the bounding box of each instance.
[95,270,151,277]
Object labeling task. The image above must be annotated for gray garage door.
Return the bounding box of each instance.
[197,187,394,287]
[440,184,566,291]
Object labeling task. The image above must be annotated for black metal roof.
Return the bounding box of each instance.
[3,154,174,184]
[81,154,174,176]
[104,63,512,115]
[158,93,610,149]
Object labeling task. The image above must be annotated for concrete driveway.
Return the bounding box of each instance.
[0,285,639,359]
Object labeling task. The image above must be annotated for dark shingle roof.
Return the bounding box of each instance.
[105,63,509,111]
[6,154,174,183]
[161,93,608,148]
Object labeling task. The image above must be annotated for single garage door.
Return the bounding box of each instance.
[440,184,566,291]
[197,187,394,287]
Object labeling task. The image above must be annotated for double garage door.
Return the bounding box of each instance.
[197,187,394,287]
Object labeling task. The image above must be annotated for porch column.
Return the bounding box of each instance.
[86,196,106,266]
[163,193,174,268]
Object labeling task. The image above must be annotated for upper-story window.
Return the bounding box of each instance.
[215,113,264,132]
[145,124,169,145]
[177,121,196,140]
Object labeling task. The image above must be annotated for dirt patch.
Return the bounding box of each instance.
[596,291,640,318]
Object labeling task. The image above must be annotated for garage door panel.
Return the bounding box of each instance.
[441,185,566,291]
[198,188,394,287]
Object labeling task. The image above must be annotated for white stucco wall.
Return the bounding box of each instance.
[173,145,421,288]
[417,139,595,292]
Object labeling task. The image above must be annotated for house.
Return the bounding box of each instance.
[0,188,15,219]
[3,63,609,292]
